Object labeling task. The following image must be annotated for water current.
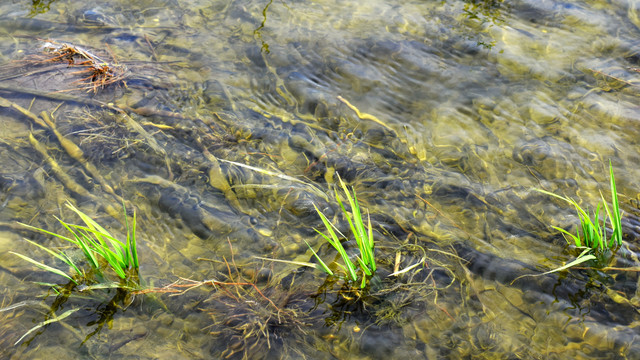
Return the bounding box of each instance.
[0,0,639,359]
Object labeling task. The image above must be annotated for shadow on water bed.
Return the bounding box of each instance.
[0,0,640,359]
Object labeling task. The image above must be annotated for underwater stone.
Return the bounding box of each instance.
[528,102,558,125]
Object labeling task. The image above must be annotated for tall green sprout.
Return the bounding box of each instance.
[308,175,376,288]
[12,201,139,285]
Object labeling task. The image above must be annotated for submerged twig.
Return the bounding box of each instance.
[133,277,280,312]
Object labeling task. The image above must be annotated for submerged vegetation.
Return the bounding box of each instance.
[309,174,376,289]
[7,202,140,345]
[12,201,139,287]
[535,161,622,270]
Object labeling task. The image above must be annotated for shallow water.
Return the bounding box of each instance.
[1,0,640,358]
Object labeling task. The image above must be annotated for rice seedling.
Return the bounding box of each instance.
[309,174,376,288]
[11,201,139,286]
[535,161,622,270]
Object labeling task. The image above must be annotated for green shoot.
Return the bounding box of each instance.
[303,240,334,276]
[535,161,622,271]
[601,160,622,248]
[313,204,358,281]
[14,201,139,285]
[540,249,596,275]
[9,251,77,284]
[14,308,79,345]
[310,174,376,288]
[511,249,597,284]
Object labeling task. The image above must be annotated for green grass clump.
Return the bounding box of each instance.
[12,201,139,285]
[535,161,622,269]
[308,174,376,288]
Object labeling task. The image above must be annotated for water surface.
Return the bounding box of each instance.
[1,0,639,358]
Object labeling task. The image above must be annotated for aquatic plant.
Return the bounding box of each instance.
[535,161,622,269]
[12,201,139,285]
[137,242,317,360]
[308,174,376,288]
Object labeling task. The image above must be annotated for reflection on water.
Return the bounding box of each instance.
[0,0,640,358]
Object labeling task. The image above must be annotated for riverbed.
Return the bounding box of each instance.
[0,0,639,359]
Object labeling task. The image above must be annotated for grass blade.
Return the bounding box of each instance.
[534,188,572,204]
[66,224,126,262]
[336,177,367,256]
[254,256,320,269]
[123,203,138,269]
[551,226,580,247]
[21,238,82,276]
[356,257,372,276]
[366,211,376,272]
[314,204,358,281]
[609,161,622,246]
[130,208,138,268]
[10,252,76,284]
[314,228,356,280]
[58,252,82,278]
[18,222,78,245]
[57,221,99,269]
[540,253,597,275]
[14,308,79,345]
[304,240,334,276]
[66,203,112,238]
[21,238,71,266]
[336,175,375,272]
[389,257,425,276]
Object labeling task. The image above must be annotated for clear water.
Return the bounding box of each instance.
[0,0,639,358]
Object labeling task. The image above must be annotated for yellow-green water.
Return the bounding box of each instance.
[0,0,639,358]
